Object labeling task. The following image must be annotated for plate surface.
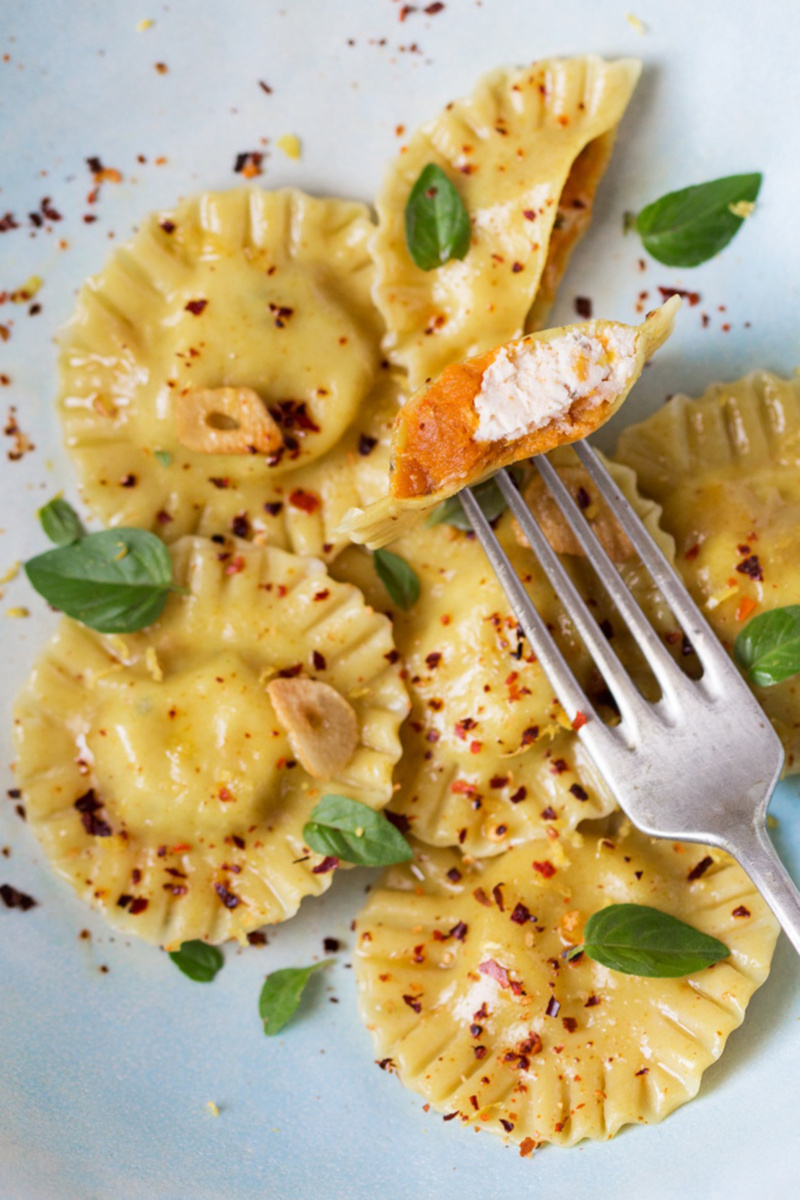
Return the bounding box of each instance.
[2,3,800,1198]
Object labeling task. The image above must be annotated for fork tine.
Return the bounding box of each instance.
[485,472,652,730]
[458,486,602,735]
[461,481,649,736]
[572,441,737,691]
[524,456,688,708]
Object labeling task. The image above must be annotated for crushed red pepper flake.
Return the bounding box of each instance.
[0,883,37,911]
[532,860,556,879]
[687,855,714,882]
[74,789,112,838]
[732,905,751,918]
[402,993,422,1013]
[184,298,208,316]
[214,882,241,908]
[312,856,339,875]
[288,488,321,514]
[510,902,533,924]
[574,296,593,318]
[735,554,763,582]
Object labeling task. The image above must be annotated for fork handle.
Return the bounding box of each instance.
[730,825,800,958]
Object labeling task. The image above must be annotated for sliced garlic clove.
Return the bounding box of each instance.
[175,386,284,455]
[267,677,359,780]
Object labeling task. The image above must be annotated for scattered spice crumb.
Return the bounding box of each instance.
[277,134,301,160]
[205,1101,220,1117]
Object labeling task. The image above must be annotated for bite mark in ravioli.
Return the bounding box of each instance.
[371,56,642,391]
[354,824,778,1148]
[339,300,679,548]
[12,537,409,945]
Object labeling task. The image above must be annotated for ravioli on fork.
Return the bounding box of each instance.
[340,296,679,547]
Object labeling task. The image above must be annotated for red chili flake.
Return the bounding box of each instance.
[732,905,751,918]
[562,1016,578,1033]
[376,1057,395,1071]
[231,512,250,538]
[687,855,713,882]
[248,931,268,946]
[385,810,411,835]
[532,860,556,879]
[510,902,533,925]
[403,993,423,1013]
[233,151,264,177]
[412,944,425,963]
[358,433,378,456]
[442,1112,458,1122]
[540,806,558,821]
[571,710,588,731]
[128,897,149,915]
[0,883,37,911]
[574,296,593,319]
[425,651,442,670]
[520,725,539,746]
[451,779,476,795]
[231,835,245,850]
[321,936,340,953]
[500,1118,514,1133]
[545,996,561,1018]
[312,856,339,874]
[519,1137,537,1158]
[277,663,303,678]
[569,784,589,802]
[473,887,492,907]
[425,1,445,11]
[511,261,524,273]
[0,213,19,232]
[156,509,173,525]
[489,775,509,789]
[635,1066,649,1076]
[289,488,321,514]
[184,299,208,316]
[263,501,284,517]
[510,786,527,804]
[209,477,230,490]
[735,554,763,582]
[258,80,273,94]
[550,758,569,776]
[584,995,601,1007]
[74,789,112,838]
[225,555,246,575]
[474,1045,487,1059]
[658,285,700,306]
[479,959,512,988]
[449,920,468,941]
[469,741,483,754]
[473,1002,489,1020]
[214,882,241,908]
[160,219,176,234]
[164,867,187,879]
[119,474,137,488]
[492,884,505,912]
[311,650,327,672]
[446,867,462,883]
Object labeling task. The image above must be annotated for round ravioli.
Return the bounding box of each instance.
[354,821,778,1149]
[371,56,640,390]
[615,371,800,770]
[13,537,409,945]
[333,453,678,856]
[57,186,392,561]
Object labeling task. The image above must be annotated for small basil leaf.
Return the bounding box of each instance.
[303,794,413,866]
[373,548,420,610]
[734,605,800,687]
[427,467,523,531]
[259,961,330,1036]
[154,449,172,467]
[635,173,762,267]
[405,163,471,271]
[38,497,85,546]
[569,903,729,977]
[25,528,176,633]
[168,940,224,983]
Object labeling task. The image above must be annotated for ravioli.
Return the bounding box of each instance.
[371,56,641,391]
[57,187,396,562]
[354,821,778,1148]
[332,453,680,857]
[615,371,800,770]
[339,300,678,547]
[13,537,409,945]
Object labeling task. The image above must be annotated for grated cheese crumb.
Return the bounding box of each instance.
[145,647,163,682]
[0,561,20,585]
[5,607,29,619]
[136,18,154,30]
[728,200,755,219]
[277,134,302,160]
[205,1101,220,1117]
[625,12,647,33]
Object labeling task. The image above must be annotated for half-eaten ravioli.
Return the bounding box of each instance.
[340,299,679,547]
[57,186,396,561]
[13,537,409,945]
[371,56,642,390]
[355,822,777,1148]
[615,370,800,771]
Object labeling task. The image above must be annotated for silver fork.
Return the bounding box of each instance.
[460,442,800,955]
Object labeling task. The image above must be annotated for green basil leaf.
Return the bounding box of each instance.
[25,528,176,633]
[566,903,730,977]
[427,467,522,532]
[635,173,762,267]
[303,794,413,866]
[38,497,85,546]
[373,548,420,610]
[405,163,471,271]
[168,940,224,983]
[154,449,172,467]
[734,605,800,687]
[259,961,330,1036]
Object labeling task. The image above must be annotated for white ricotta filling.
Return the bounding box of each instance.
[473,327,637,444]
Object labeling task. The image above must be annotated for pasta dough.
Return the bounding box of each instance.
[339,300,678,547]
[615,371,800,770]
[13,537,409,945]
[355,821,778,1148]
[332,452,679,857]
[371,56,641,390]
[57,187,395,562]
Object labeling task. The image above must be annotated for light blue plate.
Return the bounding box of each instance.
[2,3,799,1197]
